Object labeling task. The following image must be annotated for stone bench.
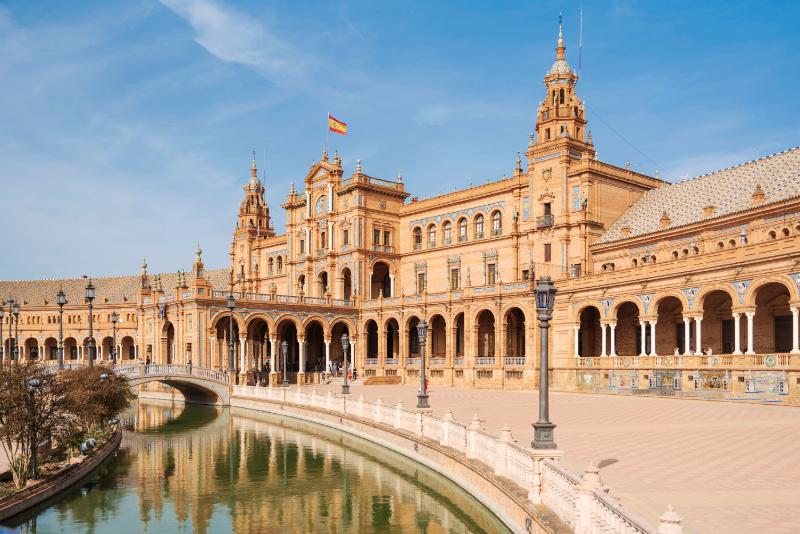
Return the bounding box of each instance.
[363,375,402,386]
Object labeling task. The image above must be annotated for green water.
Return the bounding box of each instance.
[5,401,511,533]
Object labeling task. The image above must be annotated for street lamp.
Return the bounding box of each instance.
[110,312,119,364]
[416,320,430,409]
[532,276,558,449]
[227,292,235,382]
[85,279,95,368]
[281,340,288,387]
[57,289,67,370]
[100,372,109,381]
[27,378,41,480]
[340,333,350,395]
[12,301,20,362]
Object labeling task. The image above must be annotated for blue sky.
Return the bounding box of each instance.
[0,0,798,280]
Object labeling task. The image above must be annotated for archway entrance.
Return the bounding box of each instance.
[121,336,135,360]
[385,318,399,361]
[579,306,602,357]
[656,297,684,355]
[505,308,526,362]
[615,303,640,356]
[365,320,379,359]
[430,315,446,360]
[475,310,495,361]
[454,313,465,361]
[371,262,391,298]
[341,268,352,301]
[305,321,325,373]
[753,282,792,353]
[247,318,270,372]
[162,322,175,364]
[407,316,421,358]
[214,317,240,371]
[330,321,350,368]
[701,291,733,354]
[277,320,299,374]
[317,272,329,297]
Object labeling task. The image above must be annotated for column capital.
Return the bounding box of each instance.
[744,311,756,318]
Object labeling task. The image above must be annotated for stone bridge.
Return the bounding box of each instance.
[113,364,231,405]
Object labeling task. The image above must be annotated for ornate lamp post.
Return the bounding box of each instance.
[57,289,67,369]
[110,311,119,364]
[340,333,350,395]
[85,279,96,368]
[12,300,20,362]
[416,320,430,409]
[281,340,288,387]
[227,292,235,380]
[27,378,41,480]
[0,304,4,365]
[532,276,558,449]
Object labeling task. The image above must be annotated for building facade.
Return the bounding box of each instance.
[2,25,799,402]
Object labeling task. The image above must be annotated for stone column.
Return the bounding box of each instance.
[649,321,657,357]
[609,322,617,357]
[389,274,395,297]
[210,337,215,368]
[694,317,703,355]
[324,338,331,374]
[639,321,647,357]
[269,336,278,385]
[298,336,306,383]
[573,325,580,358]
[792,307,800,354]
[732,313,742,354]
[683,317,691,356]
[600,323,607,357]
[745,311,755,355]
[239,336,247,374]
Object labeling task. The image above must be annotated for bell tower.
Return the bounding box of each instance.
[532,19,591,151]
[237,152,272,235]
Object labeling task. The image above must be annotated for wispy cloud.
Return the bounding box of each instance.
[158,0,308,82]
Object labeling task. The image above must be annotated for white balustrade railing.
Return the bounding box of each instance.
[230,385,677,533]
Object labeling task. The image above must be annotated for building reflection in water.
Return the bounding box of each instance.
[9,401,508,534]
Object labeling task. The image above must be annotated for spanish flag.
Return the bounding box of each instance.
[328,113,347,136]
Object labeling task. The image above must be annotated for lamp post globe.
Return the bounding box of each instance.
[416,320,430,410]
[85,279,96,368]
[532,276,557,450]
[340,333,350,395]
[27,378,41,480]
[56,289,67,370]
[12,301,20,362]
[280,341,288,387]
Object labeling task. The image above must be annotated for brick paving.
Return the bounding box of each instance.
[303,379,800,534]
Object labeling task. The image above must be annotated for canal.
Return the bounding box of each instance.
[6,401,511,533]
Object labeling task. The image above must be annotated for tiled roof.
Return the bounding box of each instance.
[597,147,800,244]
[0,268,229,307]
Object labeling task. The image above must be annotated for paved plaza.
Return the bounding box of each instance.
[304,380,800,533]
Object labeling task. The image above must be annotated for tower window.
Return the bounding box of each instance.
[545,128,551,140]
[559,88,565,104]
[544,243,552,263]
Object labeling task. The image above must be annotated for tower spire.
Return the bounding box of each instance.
[556,14,566,60]
[249,150,260,186]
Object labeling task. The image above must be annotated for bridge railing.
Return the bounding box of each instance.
[232,385,677,533]
[40,362,230,385]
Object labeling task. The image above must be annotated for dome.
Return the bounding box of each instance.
[548,58,571,76]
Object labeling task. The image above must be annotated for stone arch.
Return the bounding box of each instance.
[329,320,351,367]
[101,336,115,361]
[43,337,58,360]
[340,266,353,300]
[615,302,641,356]
[364,319,379,359]
[384,316,400,360]
[210,311,246,332]
[64,337,78,360]
[121,335,135,360]
[752,281,793,353]
[701,289,734,354]
[652,290,689,312]
[317,270,329,297]
[611,299,643,319]
[302,314,330,333]
[246,315,271,372]
[655,295,684,355]
[429,314,447,359]
[744,275,799,307]
[370,261,392,298]
[504,307,526,361]
[23,337,39,359]
[245,312,276,333]
[276,318,300,376]
[405,315,422,357]
[453,312,465,358]
[329,317,356,338]
[161,321,176,364]
[574,301,604,322]
[474,309,496,359]
[696,284,737,310]
[578,306,602,357]
[304,319,326,373]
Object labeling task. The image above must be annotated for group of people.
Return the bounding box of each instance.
[322,360,356,384]
[673,347,714,356]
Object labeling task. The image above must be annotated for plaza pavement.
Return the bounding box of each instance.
[304,380,800,534]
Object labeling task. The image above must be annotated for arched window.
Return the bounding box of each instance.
[717,241,724,250]
[491,211,502,236]
[427,224,437,247]
[413,227,422,249]
[559,88,565,104]
[276,256,283,272]
[315,195,327,214]
[474,215,484,238]
[443,221,452,244]
[672,251,679,259]
[268,257,274,274]
[632,258,638,267]
[458,218,467,242]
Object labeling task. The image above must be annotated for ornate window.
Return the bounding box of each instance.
[427,224,437,247]
[413,227,422,249]
[277,256,283,272]
[458,218,467,242]
[315,195,327,214]
[443,221,452,244]
[474,215,484,239]
[268,258,274,275]
[491,211,502,236]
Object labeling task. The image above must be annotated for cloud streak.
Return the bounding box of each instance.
[158,0,307,82]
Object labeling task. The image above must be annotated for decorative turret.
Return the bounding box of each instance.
[237,152,273,237]
[140,258,150,290]
[531,17,589,149]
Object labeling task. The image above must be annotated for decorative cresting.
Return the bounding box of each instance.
[408,201,505,230]
[681,287,699,310]
[732,280,752,305]
[638,294,654,314]
[601,298,613,318]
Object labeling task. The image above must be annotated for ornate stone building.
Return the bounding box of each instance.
[2,24,798,402]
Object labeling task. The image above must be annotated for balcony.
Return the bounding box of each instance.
[385,358,398,366]
[476,357,495,366]
[536,214,554,229]
[429,357,446,366]
[504,356,526,366]
[454,357,464,366]
[371,244,395,253]
[406,357,420,366]
[413,242,422,250]
[365,358,378,366]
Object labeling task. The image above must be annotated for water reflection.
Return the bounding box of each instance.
[7,400,510,533]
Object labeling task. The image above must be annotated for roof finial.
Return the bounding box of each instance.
[195,243,202,262]
[556,14,566,60]
[355,159,362,174]
[249,150,260,186]
[515,152,523,175]
[289,182,296,195]
[141,258,148,276]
